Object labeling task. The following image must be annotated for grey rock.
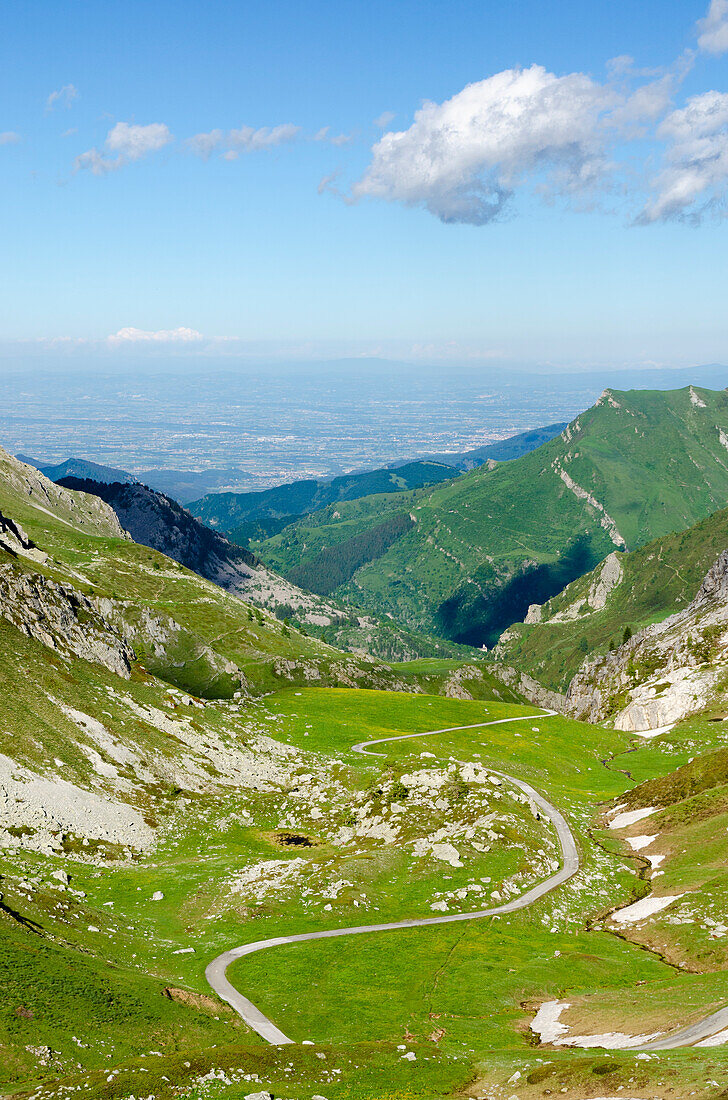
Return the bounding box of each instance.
[566,549,728,729]
[0,566,135,678]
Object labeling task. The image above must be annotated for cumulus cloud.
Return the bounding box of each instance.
[697,0,728,54]
[75,122,173,175]
[108,326,203,345]
[0,131,20,145]
[638,91,728,223]
[352,66,620,224]
[46,83,79,111]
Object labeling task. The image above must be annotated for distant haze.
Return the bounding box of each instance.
[4,359,728,493]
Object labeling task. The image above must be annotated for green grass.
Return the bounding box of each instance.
[4,673,728,1098]
[4,457,728,1098]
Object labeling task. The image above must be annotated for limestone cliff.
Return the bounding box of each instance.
[566,550,728,730]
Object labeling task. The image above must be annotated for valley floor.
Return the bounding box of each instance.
[3,688,728,1100]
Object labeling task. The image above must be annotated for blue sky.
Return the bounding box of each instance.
[2,0,727,369]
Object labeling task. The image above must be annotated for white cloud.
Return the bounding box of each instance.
[697,0,728,54]
[106,121,172,160]
[352,66,618,224]
[315,126,352,146]
[186,129,224,159]
[638,90,728,223]
[229,123,300,151]
[374,110,395,129]
[108,326,203,345]
[0,131,20,145]
[75,122,173,175]
[186,123,300,159]
[614,73,677,130]
[318,170,340,196]
[46,83,79,111]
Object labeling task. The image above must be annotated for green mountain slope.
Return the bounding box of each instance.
[189,424,566,545]
[495,504,728,691]
[255,386,728,648]
[0,448,418,697]
[189,460,459,544]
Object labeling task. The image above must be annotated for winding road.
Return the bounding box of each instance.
[206,709,728,1050]
[205,710,579,1045]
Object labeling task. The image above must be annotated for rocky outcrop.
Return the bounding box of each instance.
[58,478,259,576]
[96,598,249,695]
[443,666,478,699]
[0,509,46,562]
[566,550,728,730]
[0,565,135,677]
[554,464,627,549]
[522,552,624,627]
[271,655,414,693]
[490,664,566,713]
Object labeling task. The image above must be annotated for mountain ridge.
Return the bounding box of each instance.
[254,384,728,648]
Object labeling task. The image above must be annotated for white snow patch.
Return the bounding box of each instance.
[625,834,658,851]
[533,1002,663,1050]
[609,807,657,830]
[531,1000,571,1043]
[631,724,674,739]
[612,893,684,924]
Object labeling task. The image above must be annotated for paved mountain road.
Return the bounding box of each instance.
[205,709,578,1045]
[206,709,728,1050]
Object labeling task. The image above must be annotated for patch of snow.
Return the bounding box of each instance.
[611,893,685,924]
[625,834,658,851]
[558,1031,662,1049]
[631,724,675,739]
[531,1000,571,1043]
[609,807,657,829]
